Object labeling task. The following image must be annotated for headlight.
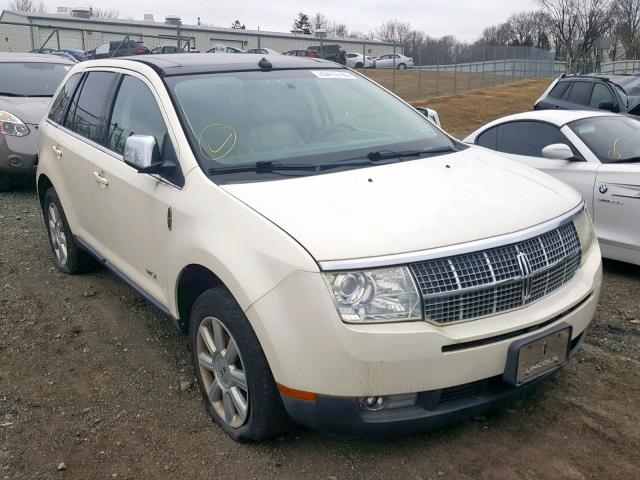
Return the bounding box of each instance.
[573,207,595,264]
[0,111,30,137]
[323,266,423,323]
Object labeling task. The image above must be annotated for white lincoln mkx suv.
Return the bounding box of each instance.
[37,54,602,441]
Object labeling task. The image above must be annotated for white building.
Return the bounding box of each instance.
[0,9,400,57]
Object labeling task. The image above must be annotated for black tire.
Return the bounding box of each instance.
[190,286,292,442]
[43,187,97,274]
[355,62,363,69]
[397,63,406,70]
[0,172,14,192]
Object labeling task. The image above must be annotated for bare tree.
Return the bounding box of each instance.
[508,11,539,45]
[374,19,412,44]
[613,0,640,58]
[328,22,348,38]
[91,7,120,19]
[539,0,582,58]
[310,12,329,33]
[230,19,245,29]
[574,0,615,59]
[6,0,46,13]
[477,23,513,45]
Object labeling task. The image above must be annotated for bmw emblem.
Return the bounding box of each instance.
[599,184,608,194]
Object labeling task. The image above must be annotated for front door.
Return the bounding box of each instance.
[90,73,182,306]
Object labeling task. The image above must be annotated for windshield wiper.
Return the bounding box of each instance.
[0,92,27,97]
[208,160,377,175]
[366,146,458,161]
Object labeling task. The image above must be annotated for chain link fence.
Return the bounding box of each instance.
[0,19,560,102]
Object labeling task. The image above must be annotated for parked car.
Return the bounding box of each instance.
[307,44,346,65]
[151,45,185,54]
[373,54,414,70]
[283,49,316,58]
[87,40,149,59]
[465,110,640,265]
[37,54,601,441]
[246,48,280,55]
[31,48,88,62]
[207,44,245,53]
[346,52,373,69]
[57,48,89,62]
[0,53,74,190]
[49,51,78,63]
[535,74,640,116]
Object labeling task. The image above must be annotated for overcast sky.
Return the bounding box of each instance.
[33,0,538,41]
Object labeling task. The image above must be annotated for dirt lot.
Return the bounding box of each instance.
[1,80,640,479]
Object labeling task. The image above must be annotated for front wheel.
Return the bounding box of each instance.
[397,63,406,70]
[190,287,291,442]
[355,62,363,69]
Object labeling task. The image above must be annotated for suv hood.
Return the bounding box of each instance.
[0,96,51,125]
[222,148,582,263]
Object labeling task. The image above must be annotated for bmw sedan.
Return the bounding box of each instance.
[465,110,640,266]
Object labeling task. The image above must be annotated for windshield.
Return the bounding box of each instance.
[166,69,457,182]
[0,62,71,97]
[570,116,640,163]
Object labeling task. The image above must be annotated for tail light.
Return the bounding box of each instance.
[137,47,146,54]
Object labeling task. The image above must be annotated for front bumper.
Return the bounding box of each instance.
[281,329,585,435]
[0,129,39,175]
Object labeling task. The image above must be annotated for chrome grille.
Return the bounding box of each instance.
[410,222,581,325]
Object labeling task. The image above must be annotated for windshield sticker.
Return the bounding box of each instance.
[198,124,237,161]
[311,71,357,80]
[575,125,596,134]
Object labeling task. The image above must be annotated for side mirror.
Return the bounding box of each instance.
[123,135,161,170]
[541,143,574,161]
[598,101,617,112]
[415,107,441,127]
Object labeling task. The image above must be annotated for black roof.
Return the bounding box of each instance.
[118,53,344,76]
[561,73,640,84]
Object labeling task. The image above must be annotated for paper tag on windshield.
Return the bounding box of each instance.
[311,71,356,80]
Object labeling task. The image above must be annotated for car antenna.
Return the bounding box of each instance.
[258,57,272,71]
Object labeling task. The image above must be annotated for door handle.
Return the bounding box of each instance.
[52,145,63,159]
[93,171,109,186]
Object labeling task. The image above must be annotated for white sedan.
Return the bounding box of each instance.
[346,52,373,68]
[373,53,414,69]
[465,110,640,265]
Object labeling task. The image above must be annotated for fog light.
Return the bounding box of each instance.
[8,156,22,168]
[360,396,388,411]
[359,393,418,411]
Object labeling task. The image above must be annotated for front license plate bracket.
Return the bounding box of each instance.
[503,322,572,386]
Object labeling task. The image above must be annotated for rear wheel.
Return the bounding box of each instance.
[190,287,291,442]
[0,172,14,192]
[43,188,97,274]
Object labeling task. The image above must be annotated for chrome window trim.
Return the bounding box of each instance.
[318,201,585,271]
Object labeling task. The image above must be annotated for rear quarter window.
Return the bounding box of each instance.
[549,81,570,99]
[48,73,82,125]
[566,81,593,106]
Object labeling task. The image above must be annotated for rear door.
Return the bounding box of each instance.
[41,71,117,246]
[476,120,598,208]
[89,72,182,305]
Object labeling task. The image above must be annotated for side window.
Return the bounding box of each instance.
[548,81,570,99]
[476,126,498,149]
[48,73,82,124]
[566,81,593,106]
[107,75,168,156]
[590,83,614,108]
[495,121,570,157]
[66,71,117,143]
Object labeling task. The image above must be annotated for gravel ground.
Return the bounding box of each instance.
[1,82,640,479]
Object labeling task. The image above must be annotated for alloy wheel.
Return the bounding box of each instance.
[196,316,249,428]
[48,203,68,266]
